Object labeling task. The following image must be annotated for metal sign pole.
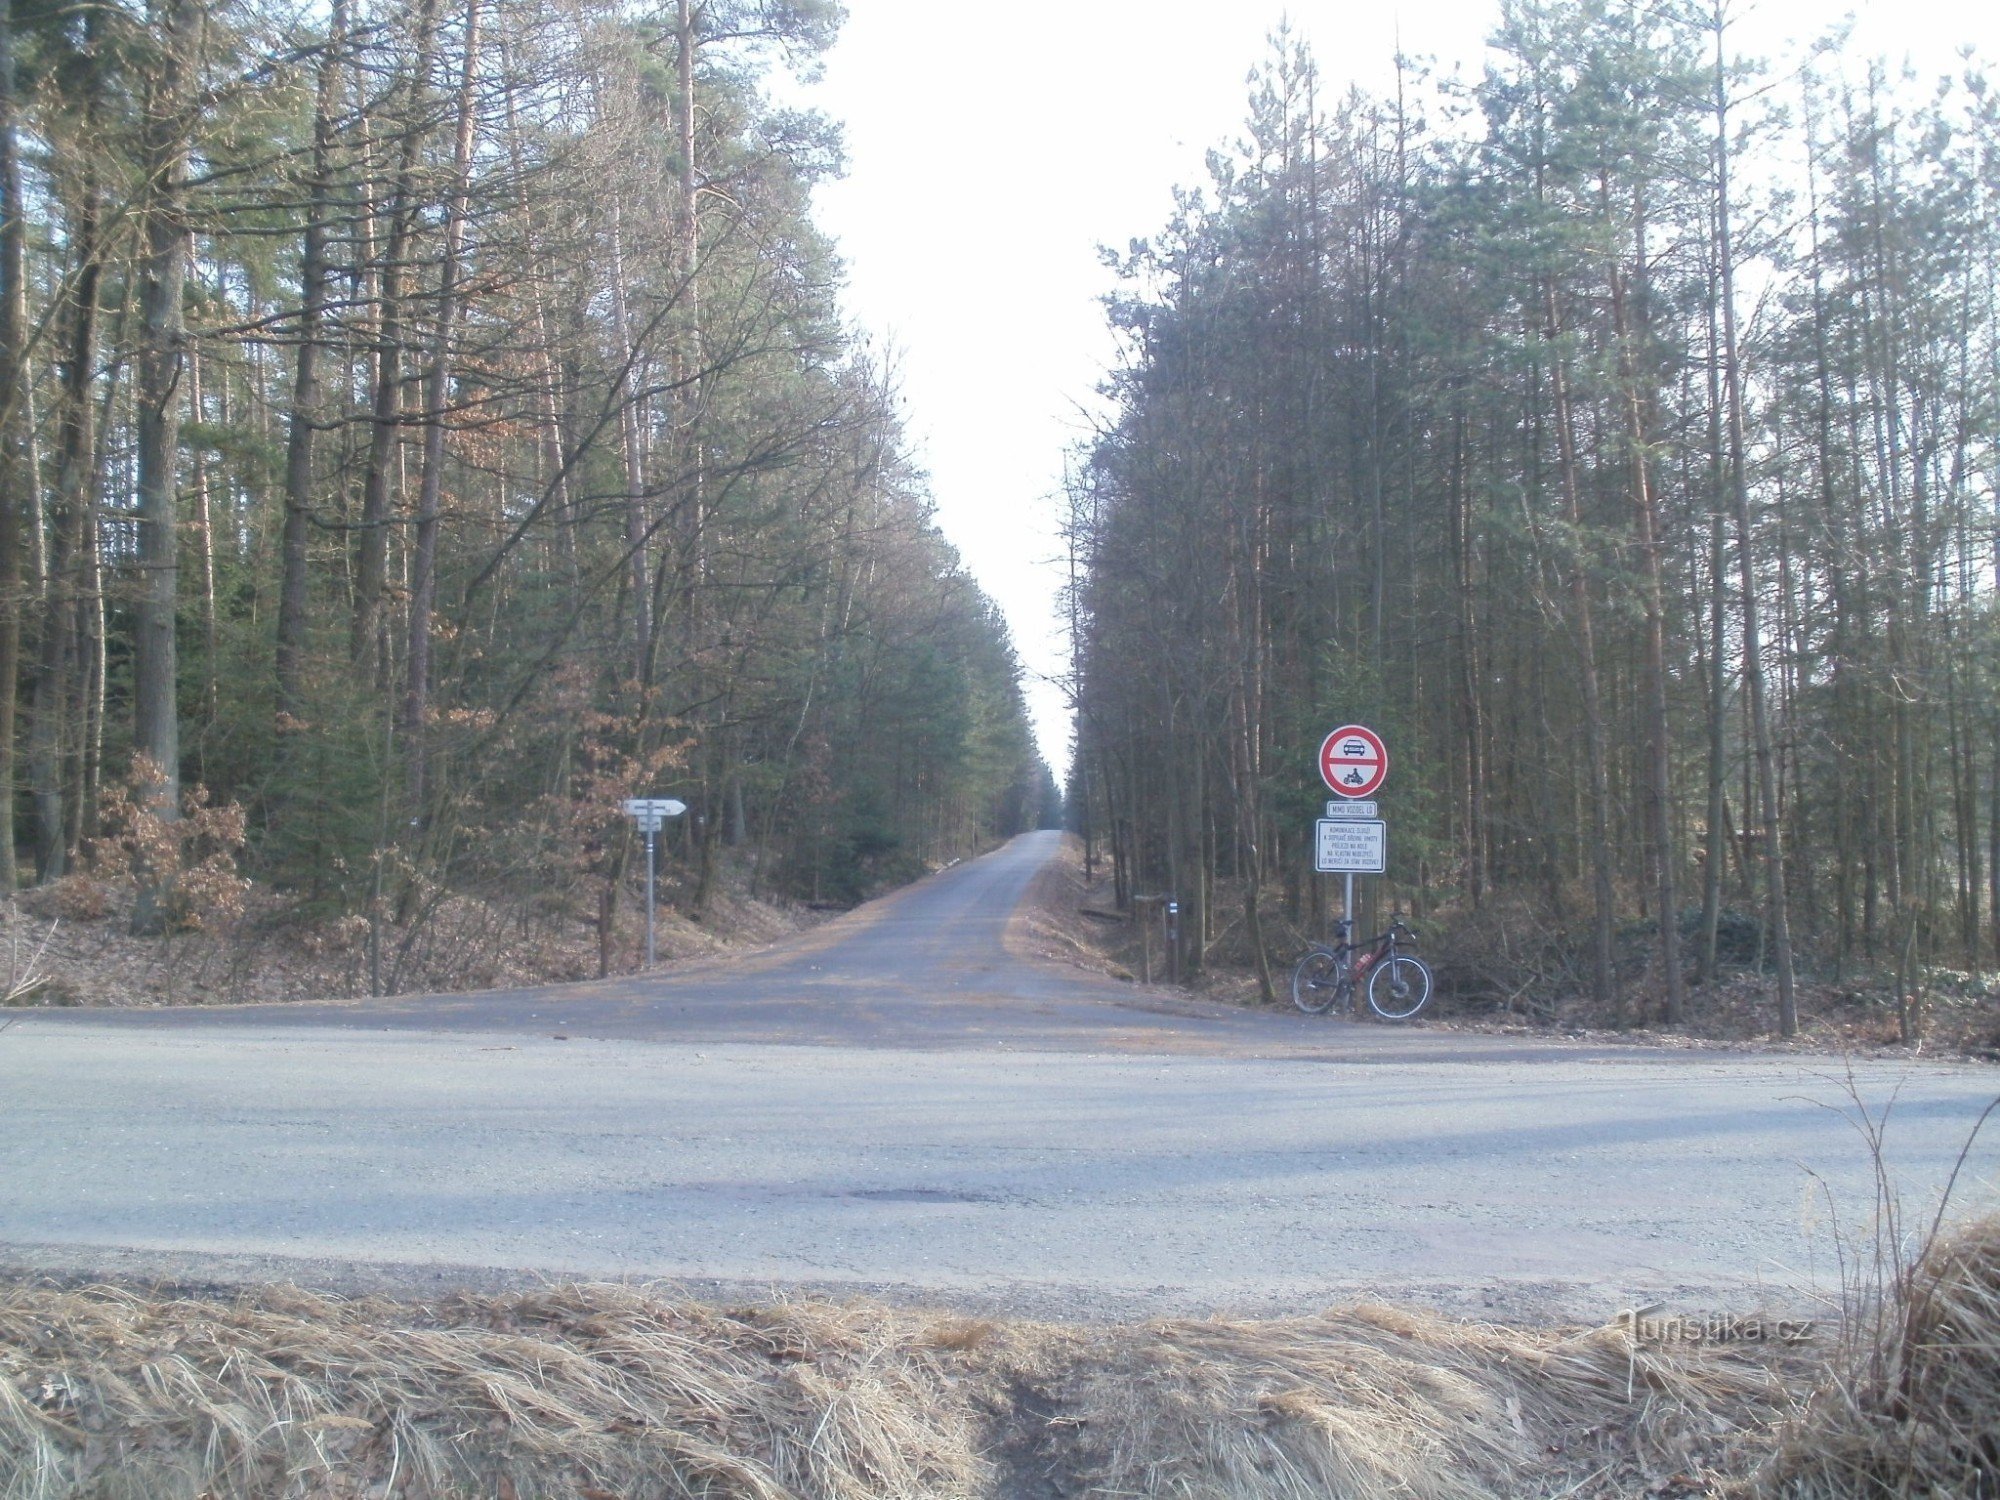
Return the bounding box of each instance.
[1344,872,1354,937]
[645,825,657,967]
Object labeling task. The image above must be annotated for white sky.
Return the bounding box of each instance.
[784,0,1995,774]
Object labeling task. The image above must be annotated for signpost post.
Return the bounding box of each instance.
[1316,724,1389,935]
[621,798,687,967]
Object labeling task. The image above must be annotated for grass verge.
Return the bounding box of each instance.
[3,1270,1823,1499]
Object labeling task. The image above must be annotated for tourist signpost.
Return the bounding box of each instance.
[622,797,687,966]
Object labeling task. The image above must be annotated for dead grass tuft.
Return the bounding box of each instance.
[0,1278,1810,1499]
[0,1282,983,1499]
[1753,1214,2000,1497]
[1008,1303,1794,1500]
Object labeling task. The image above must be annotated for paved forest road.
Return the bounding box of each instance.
[4,831,1996,1320]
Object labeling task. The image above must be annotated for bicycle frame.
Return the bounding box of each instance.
[1327,917,1408,970]
[1295,916,1424,1018]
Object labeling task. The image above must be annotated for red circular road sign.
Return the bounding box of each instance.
[1319,724,1388,797]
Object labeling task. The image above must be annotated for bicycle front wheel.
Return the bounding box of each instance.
[1291,949,1345,1015]
[1366,953,1433,1020]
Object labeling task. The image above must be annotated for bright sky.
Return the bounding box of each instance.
[786,0,1994,774]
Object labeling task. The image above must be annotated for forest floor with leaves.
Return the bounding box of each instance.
[1025,837,2000,1064]
[0,857,822,1011]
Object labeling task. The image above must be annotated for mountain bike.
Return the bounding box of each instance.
[1290,915,1433,1020]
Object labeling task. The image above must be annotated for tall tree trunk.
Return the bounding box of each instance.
[0,0,26,891]
[1609,198,1686,1025]
[1545,285,1617,1013]
[1698,287,1728,984]
[131,0,195,933]
[1713,5,1796,1034]
[29,183,103,882]
[671,0,704,642]
[1449,403,1487,907]
[403,0,482,817]
[277,0,348,718]
[352,0,441,677]
[187,342,217,730]
[607,197,650,682]
[500,47,575,576]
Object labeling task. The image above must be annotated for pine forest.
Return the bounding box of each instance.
[0,0,1054,990]
[1066,2,1999,1032]
[2,0,1995,1031]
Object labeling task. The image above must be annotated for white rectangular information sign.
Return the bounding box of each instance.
[1323,800,1377,819]
[1314,818,1386,874]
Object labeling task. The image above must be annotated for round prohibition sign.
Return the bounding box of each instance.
[1319,724,1388,798]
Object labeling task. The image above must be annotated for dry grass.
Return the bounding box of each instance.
[0,1283,983,1500]
[1015,1304,1795,1499]
[0,1276,1809,1500]
[1752,1214,2000,1497]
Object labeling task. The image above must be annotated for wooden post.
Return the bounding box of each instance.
[1133,894,1163,984]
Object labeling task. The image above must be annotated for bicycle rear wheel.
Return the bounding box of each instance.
[1291,949,1346,1014]
[1366,953,1433,1020]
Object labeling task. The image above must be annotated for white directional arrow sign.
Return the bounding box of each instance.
[622,797,686,831]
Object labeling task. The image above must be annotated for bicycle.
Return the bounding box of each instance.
[1291,915,1433,1020]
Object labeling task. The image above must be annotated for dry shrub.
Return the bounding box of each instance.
[91,755,251,934]
[42,878,111,924]
[0,1282,1804,1500]
[1753,1215,2000,1497]
[1424,892,1583,1016]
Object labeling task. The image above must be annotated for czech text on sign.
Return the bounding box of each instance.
[1324,799,1377,819]
[1318,724,1388,798]
[1315,818,1386,874]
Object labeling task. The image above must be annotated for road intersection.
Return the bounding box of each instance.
[4,831,1994,1321]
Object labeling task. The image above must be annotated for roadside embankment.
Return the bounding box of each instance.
[13,1220,2000,1497]
[2,1273,1804,1499]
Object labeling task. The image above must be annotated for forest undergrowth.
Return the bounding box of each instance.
[0,850,821,1009]
[1033,838,2000,1062]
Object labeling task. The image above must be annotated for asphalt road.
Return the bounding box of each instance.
[4,831,1996,1321]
